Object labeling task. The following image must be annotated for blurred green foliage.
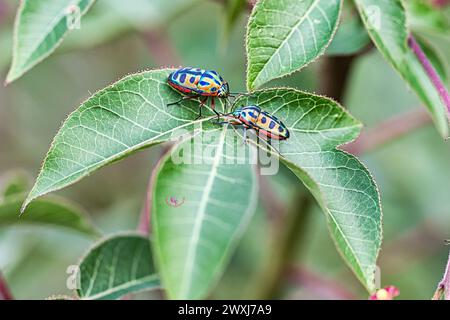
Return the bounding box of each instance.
[0,0,449,299]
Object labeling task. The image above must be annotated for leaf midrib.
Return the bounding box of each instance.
[82,274,159,300]
[179,126,228,298]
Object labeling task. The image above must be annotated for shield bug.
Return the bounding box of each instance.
[221,105,290,141]
[167,67,232,119]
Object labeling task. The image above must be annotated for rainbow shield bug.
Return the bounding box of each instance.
[167,67,232,119]
[220,105,290,141]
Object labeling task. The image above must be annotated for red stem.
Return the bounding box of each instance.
[434,249,450,300]
[408,35,450,121]
[0,272,13,300]
[342,108,432,155]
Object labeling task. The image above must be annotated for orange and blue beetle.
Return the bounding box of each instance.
[220,105,290,141]
[167,67,231,119]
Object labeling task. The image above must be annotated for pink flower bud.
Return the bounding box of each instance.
[369,286,400,300]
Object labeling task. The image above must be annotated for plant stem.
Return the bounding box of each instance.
[408,35,450,121]
[342,108,432,155]
[433,248,450,300]
[0,271,13,300]
[320,55,356,103]
[320,44,373,104]
[252,192,312,299]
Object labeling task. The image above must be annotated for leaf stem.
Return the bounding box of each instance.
[433,247,450,300]
[251,192,312,299]
[0,271,13,300]
[320,56,355,103]
[342,108,432,155]
[408,35,450,121]
[319,44,373,104]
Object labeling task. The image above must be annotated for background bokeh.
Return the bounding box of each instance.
[0,0,449,299]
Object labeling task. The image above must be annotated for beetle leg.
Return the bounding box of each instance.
[167,95,198,107]
[210,98,221,120]
[195,107,202,120]
[213,109,222,119]
[195,97,208,119]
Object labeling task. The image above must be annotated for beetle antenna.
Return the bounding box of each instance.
[229,92,248,97]
[226,96,237,109]
[222,110,234,117]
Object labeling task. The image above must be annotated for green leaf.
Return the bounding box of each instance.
[23,69,224,210]
[1,171,29,199]
[6,0,96,83]
[234,89,382,292]
[77,234,159,300]
[0,194,99,237]
[152,129,258,299]
[354,0,449,138]
[327,1,371,55]
[246,0,342,90]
